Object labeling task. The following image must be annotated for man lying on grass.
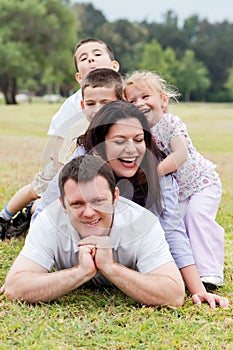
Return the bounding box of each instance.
[4,155,185,306]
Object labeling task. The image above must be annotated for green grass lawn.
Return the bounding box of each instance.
[0,102,232,349]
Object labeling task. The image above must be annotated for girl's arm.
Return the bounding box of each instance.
[157,135,188,177]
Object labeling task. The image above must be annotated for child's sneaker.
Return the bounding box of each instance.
[0,217,11,240]
[201,276,224,290]
[5,201,34,238]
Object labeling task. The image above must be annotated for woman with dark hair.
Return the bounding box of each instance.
[79,100,163,212]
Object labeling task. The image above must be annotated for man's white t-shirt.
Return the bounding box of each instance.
[21,197,173,287]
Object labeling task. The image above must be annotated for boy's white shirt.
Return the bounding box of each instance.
[47,89,83,137]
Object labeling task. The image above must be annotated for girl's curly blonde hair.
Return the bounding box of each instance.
[124,70,180,103]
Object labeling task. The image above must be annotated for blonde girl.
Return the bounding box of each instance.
[124,71,224,288]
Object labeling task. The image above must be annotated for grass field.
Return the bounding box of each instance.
[0,102,232,349]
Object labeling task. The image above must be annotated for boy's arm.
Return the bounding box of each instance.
[157,135,188,177]
[58,119,90,165]
[58,131,78,166]
[52,136,65,171]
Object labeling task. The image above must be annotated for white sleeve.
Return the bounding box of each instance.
[136,220,174,274]
[47,90,82,137]
[20,215,56,271]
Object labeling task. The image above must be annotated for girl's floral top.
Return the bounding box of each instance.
[151,113,219,201]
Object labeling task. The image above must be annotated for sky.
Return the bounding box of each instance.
[73,0,233,24]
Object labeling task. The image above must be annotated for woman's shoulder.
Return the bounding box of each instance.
[69,145,87,160]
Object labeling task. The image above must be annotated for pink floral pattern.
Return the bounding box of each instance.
[151,113,219,200]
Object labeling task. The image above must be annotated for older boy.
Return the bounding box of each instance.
[0,39,120,239]
[4,155,185,306]
[48,38,120,162]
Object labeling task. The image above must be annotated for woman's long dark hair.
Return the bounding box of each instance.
[77,101,163,214]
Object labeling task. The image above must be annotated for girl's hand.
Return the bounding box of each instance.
[192,290,229,308]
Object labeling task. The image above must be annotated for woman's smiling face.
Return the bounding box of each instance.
[105,117,146,178]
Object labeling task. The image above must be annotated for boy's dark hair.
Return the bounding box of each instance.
[73,38,115,72]
[59,155,116,207]
[81,68,124,101]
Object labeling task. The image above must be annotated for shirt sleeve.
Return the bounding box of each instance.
[156,174,195,269]
[47,90,82,137]
[153,114,188,155]
[68,145,87,160]
[166,114,187,139]
[20,216,56,271]
[47,101,78,137]
[136,220,174,274]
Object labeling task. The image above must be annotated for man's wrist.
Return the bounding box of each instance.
[74,265,95,285]
[99,261,118,278]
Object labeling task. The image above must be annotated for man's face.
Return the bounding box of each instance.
[61,175,119,239]
[75,42,119,82]
[81,86,118,123]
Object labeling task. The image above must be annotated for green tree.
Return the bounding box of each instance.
[189,20,233,100]
[72,2,107,39]
[96,19,148,74]
[225,65,233,100]
[183,15,201,42]
[139,39,178,84]
[141,10,188,58]
[71,3,148,74]
[0,0,77,104]
[175,50,210,101]
[51,1,232,102]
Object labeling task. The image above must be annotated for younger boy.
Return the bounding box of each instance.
[32,67,124,219]
[0,39,120,240]
[58,67,124,166]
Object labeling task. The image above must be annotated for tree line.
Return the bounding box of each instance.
[0,0,233,104]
